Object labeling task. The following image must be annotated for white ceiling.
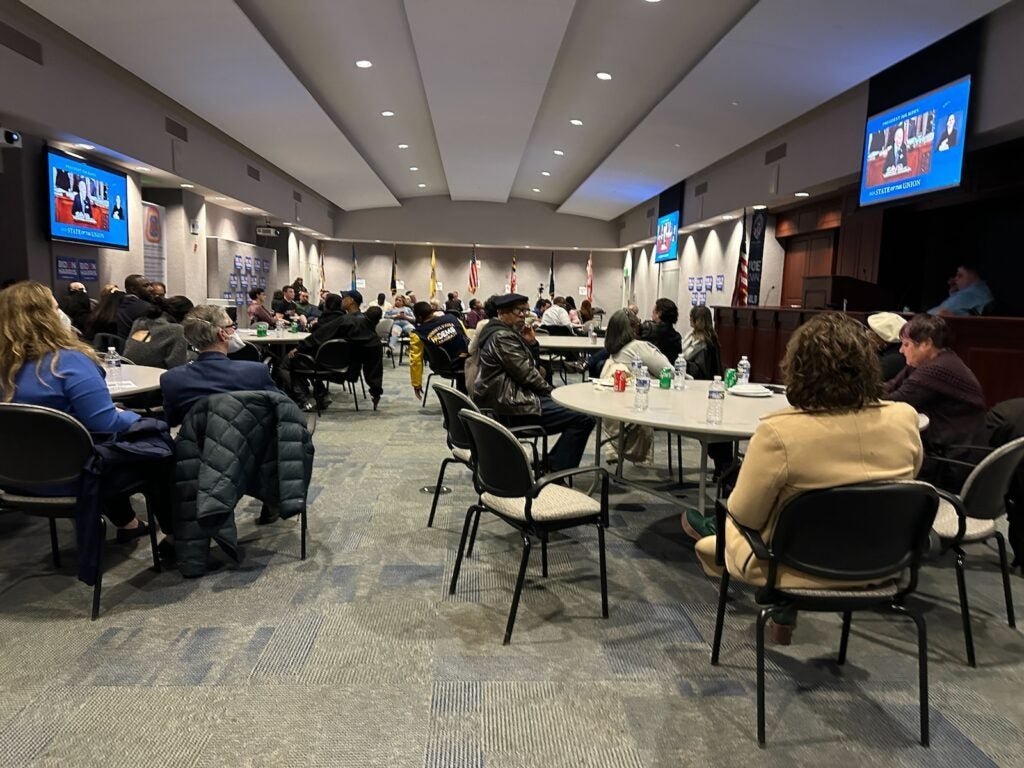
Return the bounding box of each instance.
[24,0,1008,221]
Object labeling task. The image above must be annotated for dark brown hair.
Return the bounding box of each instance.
[688,305,719,348]
[900,313,950,349]
[781,312,884,412]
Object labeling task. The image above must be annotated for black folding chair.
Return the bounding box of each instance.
[421,344,464,407]
[0,403,161,619]
[709,481,939,747]
[93,333,126,355]
[289,339,362,415]
[450,410,610,644]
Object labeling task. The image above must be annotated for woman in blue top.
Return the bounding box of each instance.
[0,281,154,541]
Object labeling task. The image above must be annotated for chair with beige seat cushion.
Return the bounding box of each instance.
[932,436,1024,667]
[450,410,610,645]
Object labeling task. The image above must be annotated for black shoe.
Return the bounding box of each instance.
[315,396,332,411]
[157,538,176,563]
[115,520,150,544]
[257,506,280,525]
[372,395,381,410]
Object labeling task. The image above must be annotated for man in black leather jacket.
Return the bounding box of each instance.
[473,293,594,471]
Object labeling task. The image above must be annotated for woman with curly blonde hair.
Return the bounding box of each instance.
[0,281,158,541]
[690,312,924,644]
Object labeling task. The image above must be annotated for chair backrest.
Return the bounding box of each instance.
[0,403,94,487]
[769,481,939,583]
[93,333,126,355]
[424,342,459,376]
[314,339,355,371]
[375,317,395,342]
[959,436,1024,520]
[433,383,478,452]
[458,410,535,498]
[228,341,263,363]
[541,324,572,336]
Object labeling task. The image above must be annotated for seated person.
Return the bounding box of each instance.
[1,281,171,542]
[464,296,499,399]
[928,264,994,316]
[464,298,485,329]
[367,292,392,314]
[473,293,594,472]
[83,288,123,341]
[640,298,683,362]
[283,291,383,410]
[535,298,552,319]
[124,296,194,369]
[866,312,907,381]
[271,285,307,328]
[247,288,277,327]
[679,305,721,380]
[540,296,572,327]
[409,301,470,399]
[886,314,987,485]
[385,295,415,351]
[294,289,320,321]
[690,313,924,644]
[59,282,93,332]
[564,296,581,325]
[116,274,155,338]
[160,305,280,427]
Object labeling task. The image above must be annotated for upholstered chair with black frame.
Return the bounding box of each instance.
[375,318,396,368]
[930,436,1024,667]
[709,481,939,747]
[421,344,464,407]
[450,410,610,645]
[288,338,363,415]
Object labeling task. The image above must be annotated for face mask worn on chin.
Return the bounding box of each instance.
[225,331,247,354]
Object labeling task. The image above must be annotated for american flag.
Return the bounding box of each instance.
[586,252,593,303]
[390,245,398,296]
[510,251,518,293]
[731,208,748,306]
[468,248,479,294]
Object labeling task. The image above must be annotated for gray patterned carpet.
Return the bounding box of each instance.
[1,365,1023,767]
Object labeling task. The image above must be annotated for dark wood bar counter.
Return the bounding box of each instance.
[715,307,1024,407]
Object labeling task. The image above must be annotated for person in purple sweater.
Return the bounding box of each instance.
[0,281,161,541]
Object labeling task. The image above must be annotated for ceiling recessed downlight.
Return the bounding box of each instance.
[417,183,427,188]
[553,149,564,156]
[355,59,372,68]
[532,188,541,193]
[596,72,612,81]
[381,110,395,117]
[569,119,583,126]
[794,191,810,197]
[397,143,409,149]
[212,196,226,201]
[135,166,150,172]
[180,183,194,188]
[409,166,419,171]
[752,204,767,210]
[283,221,293,225]
[541,171,551,177]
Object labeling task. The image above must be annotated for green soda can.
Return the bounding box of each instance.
[659,367,672,389]
[290,320,299,333]
[724,368,738,389]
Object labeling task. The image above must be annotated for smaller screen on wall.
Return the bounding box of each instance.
[46,148,130,250]
[654,210,679,264]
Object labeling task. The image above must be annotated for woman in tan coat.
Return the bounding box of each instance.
[693,313,924,642]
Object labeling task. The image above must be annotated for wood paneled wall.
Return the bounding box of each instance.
[715,307,1024,407]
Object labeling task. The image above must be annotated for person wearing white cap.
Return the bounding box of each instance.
[866,312,907,381]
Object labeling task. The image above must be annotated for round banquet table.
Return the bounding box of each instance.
[237,329,311,344]
[106,365,165,397]
[537,335,603,352]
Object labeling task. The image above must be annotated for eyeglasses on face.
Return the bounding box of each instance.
[502,306,531,316]
[221,322,238,331]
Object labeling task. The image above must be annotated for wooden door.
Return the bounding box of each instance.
[781,232,837,307]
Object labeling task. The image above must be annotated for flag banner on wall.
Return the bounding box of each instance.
[548,251,555,297]
[318,248,326,294]
[745,209,767,306]
[429,248,437,299]
[142,202,167,285]
[622,250,632,308]
[731,208,749,306]
[510,251,518,293]
[586,252,593,303]
[390,245,398,296]
[468,248,479,295]
[351,243,358,291]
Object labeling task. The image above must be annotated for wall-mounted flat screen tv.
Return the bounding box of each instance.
[859,76,970,207]
[654,210,679,263]
[47,147,130,249]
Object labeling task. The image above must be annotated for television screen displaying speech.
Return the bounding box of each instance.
[47,148,130,249]
[859,76,970,207]
[654,210,679,263]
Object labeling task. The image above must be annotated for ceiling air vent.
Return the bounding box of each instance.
[165,117,188,141]
[247,165,261,181]
[764,143,787,165]
[693,182,708,197]
[293,191,302,203]
[645,207,656,219]
[0,21,43,65]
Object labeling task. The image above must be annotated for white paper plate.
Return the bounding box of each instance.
[727,384,772,397]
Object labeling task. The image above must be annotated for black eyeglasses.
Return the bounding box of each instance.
[221,322,238,331]
[503,306,531,316]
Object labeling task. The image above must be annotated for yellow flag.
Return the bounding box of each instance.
[429,248,437,299]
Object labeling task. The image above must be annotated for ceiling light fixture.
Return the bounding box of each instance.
[721,215,735,220]
[355,59,372,68]
[532,188,541,193]
[418,183,427,188]
[596,72,612,81]
[242,207,253,211]
[644,0,661,3]
[674,143,681,148]
[212,196,226,201]
[541,171,551,177]
[731,101,739,107]
[283,221,293,225]
[570,119,583,126]
[752,204,767,210]
[409,166,419,171]
[553,149,564,156]
[794,191,810,197]
[381,110,395,117]
[180,183,194,188]
[74,143,94,150]
[397,143,409,149]
[135,166,150,172]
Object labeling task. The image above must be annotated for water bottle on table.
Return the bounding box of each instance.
[737,355,751,386]
[672,354,687,390]
[706,375,725,425]
[634,367,650,411]
[105,346,123,388]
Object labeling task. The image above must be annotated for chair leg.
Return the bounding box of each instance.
[504,534,532,645]
[360,374,367,399]
[351,383,359,412]
[427,458,453,528]
[710,570,730,665]
[91,517,106,620]
[449,506,476,594]
[541,533,548,578]
[838,610,852,665]
[300,506,308,560]
[422,374,433,407]
[466,506,482,558]
[597,522,609,618]
[953,546,976,667]
[666,432,673,474]
[756,608,772,746]
[676,435,683,486]
[48,517,61,569]
[890,602,930,747]
[145,501,161,573]
[995,532,1016,628]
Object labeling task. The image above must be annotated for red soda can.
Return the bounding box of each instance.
[613,369,627,392]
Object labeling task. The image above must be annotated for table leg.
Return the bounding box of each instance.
[698,441,709,516]
[593,417,602,469]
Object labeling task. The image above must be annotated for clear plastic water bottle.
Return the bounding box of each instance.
[737,355,751,386]
[672,354,687,390]
[588,325,597,345]
[105,346,122,387]
[706,375,725,425]
[634,368,650,411]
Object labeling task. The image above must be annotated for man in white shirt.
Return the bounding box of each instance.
[540,296,572,327]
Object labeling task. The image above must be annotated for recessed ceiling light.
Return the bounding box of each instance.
[731,101,740,107]
[553,149,564,156]
[409,166,419,171]
[573,246,580,250]
[524,245,531,248]
[355,59,372,69]
[721,215,735,220]
[532,188,541,193]
[398,143,409,149]
[541,171,551,177]
[283,221,293,225]
[644,0,661,3]
[135,166,150,172]
[74,143,94,150]
[674,143,681,148]
[752,204,767,210]
[381,110,395,117]
[570,119,583,126]
[794,191,810,197]
[180,183,194,188]
[242,207,253,211]
[418,183,427,188]
[596,72,612,81]
[375,239,381,242]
